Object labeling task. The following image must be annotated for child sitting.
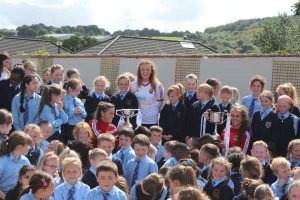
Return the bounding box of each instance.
[164,142,189,167]
[39,121,53,152]
[199,143,220,180]
[24,124,44,165]
[149,126,164,164]
[82,148,107,189]
[240,156,263,180]
[86,160,127,200]
[159,140,178,168]
[288,139,300,169]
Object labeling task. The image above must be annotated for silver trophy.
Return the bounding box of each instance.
[116,109,140,128]
[207,110,228,140]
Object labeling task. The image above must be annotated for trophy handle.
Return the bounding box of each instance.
[130,109,140,117]
[116,110,123,117]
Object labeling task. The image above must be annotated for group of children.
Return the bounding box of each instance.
[1,52,300,199]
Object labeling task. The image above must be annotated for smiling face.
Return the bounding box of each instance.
[211,163,227,180]
[101,108,115,124]
[251,145,268,162]
[43,70,51,84]
[139,63,152,82]
[98,140,115,155]
[251,81,263,97]
[277,98,291,113]
[117,78,130,93]
[220,91,231,104]
[185,79,197,93]
[63,163,82,186]
[230,110,242,128]
[43,158,58,178]
[291,144,300,161]
[2,58,10,69]
[260,96,272,110]
[97,171,118,192]
[290,186,300,200]
[51,69,64,84]
[95,80,106,94]
[150,131,162,146]
[168,91,179,104]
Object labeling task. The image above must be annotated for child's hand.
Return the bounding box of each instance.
[56,101,63,110]
[204,109,211,120]
[0,191,5,199]
[163,135,173,141]
[75,107,82,114]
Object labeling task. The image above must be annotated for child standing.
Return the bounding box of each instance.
[203,157,234,200]
[86,160,127,200]
[0,109,13,144]
[271,157,294,199]
[65,68,90,100]
[0,132,32,195]
[149,126,164,164]
[49,64,64,87]
[186,83,220,139]
[125,134,158,187]
[159,84,187,142]
[131,60,164,128]
[53,157,90,200]
[24,124,44,165]
[85,76,111,122]
[184,74,198,108]
[111,74,139,128]
[38,85,68,142]
[11,74,40,131]
[287,139,300,169]
[272,95,299,157]
[63,78,87,143]
[199,143,220,180]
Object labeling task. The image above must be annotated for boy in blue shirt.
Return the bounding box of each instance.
[149,125,164,164]
[86,160,127,200]
[125,134,158,187]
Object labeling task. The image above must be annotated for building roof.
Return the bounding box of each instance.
[78,35,217,55]
[0,37,70,55]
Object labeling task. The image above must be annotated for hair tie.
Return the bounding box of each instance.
[41,178,48,187]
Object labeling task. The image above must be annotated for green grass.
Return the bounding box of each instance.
[151,36,183,41]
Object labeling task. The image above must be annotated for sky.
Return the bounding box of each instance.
[0,0,296,33]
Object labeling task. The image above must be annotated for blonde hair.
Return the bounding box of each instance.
[208,157,232,180]
[288,180,300,199]
[62,157,82,177]
[176,186,210,200]
[37,152,59,173]
[185,73,198,83]
[122,72,136,82]
[254,184,275,200]
[93,76,110,91]
[271,157,291,174]
[276,82,298,105]
[89,148,107,160]
[231,87,240,104]
[148,144,157,156]
[288,139,300,159]
[259,90,275,104]
[220,85,233,95]
[117,74,130,84]
[72,122,94,143]
[58,148,80,165]
[97,133,115,145]
[115,176,130,200]
[197,83,213,98]
[24,124,41,135]
[252,140,268,150]
[167,83,185,102]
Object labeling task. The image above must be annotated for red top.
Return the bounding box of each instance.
[220,127,250,153]
[89,119,119,147]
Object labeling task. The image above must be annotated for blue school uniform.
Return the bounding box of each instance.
[81,166,98,189]
[0,153,30,193]
[241,94,261,120]
[19,190,52,200]
[53,181,90,200]
[204,177,234,200]
[84,92,110,122]
[26,145,43,166]
[184,91,197,108]
[289,158,300,169]
[86,185,127,200]
[63,94,87,125]
[125,155,158,187]
[130,184,168,200]
[113,146,136,167]
[271,178,294,198]
[155,143,164,163]
[40,139,49,153]
[11,92,41,130]
[39,103,68,136]
[163,157,178,167]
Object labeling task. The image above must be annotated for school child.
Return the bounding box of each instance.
[206,77,221,101]
[125,134,158,187]
[160,140,178,168]
[53,157,90,199]
[11,74,40,131]
[250,141,276,184]
[159,84,187,142]
[233,178,263,200]
[81,148,107,189]
[217,85,233,133]
[85,76,111,122]
[130,173,168,200]
[37,152,59,178]
[65,68,90,100]
[24,124,44,165]
[186,137,201,150]
[287,139,300,169]
[38,84,68,142]
[38,121,53,152]
[86,160,127,200]
[111,74,139,128]
[19,171,54,200]
[45,140,65,156]
[88,102,118,146]
[220,105,251,154]
[148,144,158,161]
[131,60,164,128]
[115,176,130,200]
[276,82,300,117]
[199,143,220,180]
[113,127,136,167]
[97,134,123,175]
[0,52,10,81]
[203,157,234,200]
[174,186,210,200]
[48,64,64,87]
[240,156,263,180]
[186,83,220,139]
[0,132,32,194]
[5,165,36,200]
[293,167,300,180]
[227,152,244,195]
[63,78,87,143]
[68,140,93,173]
[168,165,198,200]
[271,157,294,199]
[0,109,13,144]
[254,184,276,200]
[134,125,151,137]
[183,73,198,108]
[0,66,25,111]
[271,95,299,157]
[231,87,240,105]
[241,75,266,120]
[251,90,277,144]
[42,68,51,85]
[164,142,190,167]
[288,180,300,200]
[149,126,164,163]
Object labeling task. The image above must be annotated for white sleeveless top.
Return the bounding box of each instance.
[131,81,164,124]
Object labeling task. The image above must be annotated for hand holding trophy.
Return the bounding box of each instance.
[116,109,140,129]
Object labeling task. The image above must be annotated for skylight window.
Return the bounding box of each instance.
[180,41,195,49]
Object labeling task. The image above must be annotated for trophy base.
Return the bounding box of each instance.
[211,133,220,141]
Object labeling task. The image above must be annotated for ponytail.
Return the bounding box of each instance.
[0,131,32,156]
[19,75,38,113]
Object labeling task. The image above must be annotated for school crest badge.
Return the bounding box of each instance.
[265,121,272,129]
[213,188,221,199]
[126,99,132,106]
[233,135,238,141]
